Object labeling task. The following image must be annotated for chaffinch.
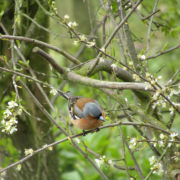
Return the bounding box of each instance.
[65,92,105,131]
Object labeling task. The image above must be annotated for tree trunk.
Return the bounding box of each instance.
[0,1,60,179]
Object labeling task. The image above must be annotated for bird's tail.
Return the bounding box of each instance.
[58,90,77,100]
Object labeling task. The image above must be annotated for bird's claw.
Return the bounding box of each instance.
[82,130,87,136]
[95,127,100,132]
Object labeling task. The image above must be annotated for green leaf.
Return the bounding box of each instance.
[161,42,168,51]
[0,10,4,19]
[18,60,29,67]
[16,40,21,48]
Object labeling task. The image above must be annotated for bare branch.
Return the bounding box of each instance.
[121,131,145,179]
[146,0,159,53]
[0,35,80,65]
[87,0,143,75]
[0,121,173,174]
[33,47,152,91]
[142,9,160,21]
[146,44,180,60]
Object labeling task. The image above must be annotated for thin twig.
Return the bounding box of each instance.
[0,21,56,111]
[118,126,132,178]
[121,130,145,179]
[0,121,174,174]
[142,9,160,21]
[0,35,80,65]
[144,146,169,180]
[146,44,180,60]
[87,0,143,75]
[20,13,62,37]
[146,0,159,53]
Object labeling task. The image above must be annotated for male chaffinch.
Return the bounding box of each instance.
[65,92,105,131]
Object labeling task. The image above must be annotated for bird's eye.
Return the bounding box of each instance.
[98,113,102,118]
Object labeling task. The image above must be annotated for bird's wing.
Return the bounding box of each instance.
[73,105,84,119]
[84,102,102,118]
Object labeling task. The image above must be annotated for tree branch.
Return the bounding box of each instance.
[146,44,180,60]
[87,0,143,75]
[0,121,173,174]
[0,35,80,65]
[33,47,152,91]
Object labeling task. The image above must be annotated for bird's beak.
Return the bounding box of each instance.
[99,116,105,121]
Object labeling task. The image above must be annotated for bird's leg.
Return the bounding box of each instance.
[95,127,100,132]
[82,130,87,136]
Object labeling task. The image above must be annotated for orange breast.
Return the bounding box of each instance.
[71,118,103,130]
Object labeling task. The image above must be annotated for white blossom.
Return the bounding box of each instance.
[16,164,22,171]
[129,61,133,66]
[3,109,12,118]
[138,54,146,60]
[8,101,18,108]
[48,146,53,151]
[137,4,142,10]
[169,107,174,115]
[159,134,165,140]
[108,159,113,165]
[111,64,117,70]
[9,117,18,124]
[1,119,6,125]
[50,88,57,95]
[145,72,151,78]
[73,40,79,45]
[18,108,23,115]
[170,132,178,140]
[149,156,156,165]
[79,34,87,41]
[86,41,95,48]
[9,126,18,134]
[67,22,73,28]
[100,47,105,52]
[122,66,127,71]
[95,158,104,168]
[158,140,164,147]
[67,21,78,28]
[64,14,70,20]
[24,148,34,156]
[129,138,137,149]
[99,57,104,63]
[43,144,48,148]
[75,138,80,144]
[168,142,172,147]
[153,142,157,147]
[133,74,141,81]
[151,162,164,175]
[157,76,162,80]
[72,21,78,27]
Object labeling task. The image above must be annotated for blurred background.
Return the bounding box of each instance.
[0,0,180,180]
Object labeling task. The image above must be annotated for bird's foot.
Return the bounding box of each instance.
[95,127,100,132]
[82,130,87,136]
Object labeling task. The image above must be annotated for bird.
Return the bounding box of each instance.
[64,91,105,133]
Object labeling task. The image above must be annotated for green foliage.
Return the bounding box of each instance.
[0,0,180,179]
[0,138,19,167]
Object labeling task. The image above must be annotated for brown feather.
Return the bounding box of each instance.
[74,98,95,111]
